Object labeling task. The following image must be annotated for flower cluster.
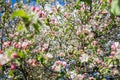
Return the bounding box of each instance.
[0,0,120,80]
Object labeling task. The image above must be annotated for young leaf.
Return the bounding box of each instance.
[111,0,120,16]
[11,10,27,19]
[18,52,25,58]
[17,24,27,32]
[32,23,40,33]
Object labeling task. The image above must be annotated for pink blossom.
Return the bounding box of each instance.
[77,74,85,79]
[55,60,62,64]
[58,52,65,57]
[13,42,17,47]
[54,61,66,68]
[3,41,11,47]
[22,40,30,49]
[14,32,19,36]
[28,59,37,67]
[111,42,119,50]
[46,53,53,59]
[15,44,22,49]
[14,3,18,7]
[94,58,101,64]
[15,42,22,49]
[50,18,55,23]
[97,49,103,55]
[88,77,94,80]
[92,41,98,46]
[9,34,15,38]
[97,59,101,64]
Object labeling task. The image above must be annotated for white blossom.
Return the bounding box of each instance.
[0,54,10,65]
[79,54,89,63]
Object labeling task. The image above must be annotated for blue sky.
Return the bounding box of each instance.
[2,0,65,15]
[11,0,65,6]
[0,0,64,15]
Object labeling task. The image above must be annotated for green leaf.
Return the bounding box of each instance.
[111,0,120,16]
[45,18,50,26]
[11,10,27,19]
[32,23,40,33]
[107,58,112,65]
[102,0,107,2]
[41,57,44,63]
[104,68,109,73]
[37,55,42,61]
[9,70,14,76]
[18,52,25,58]
[7,50,12,57]
[17,24,27,32]
[74,0,81,9]
[81,0,92,5]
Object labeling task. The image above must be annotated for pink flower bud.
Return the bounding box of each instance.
[56,61,62,64]
[110,55,114,58]
[38,11,44,18]
[10,64,16,70]
[31,6,35,11]
[92,41,98,46]
[31,63,37,67]
[35,49,39,53]
[40,42,44,47]
[102,62,105,66]
[35,7,40,12]
[76,30,81,35]
[42,47,47,51]
[0,50,3,54]
[109,0,112,3]
[62,61,66,68]
[111,44,116,50]
[111,51,116,55]
[32,59,37,64]
[97,59,101,64]
[12,52,18,58]
[15,42,22,49]
[101,10,108,14]
[13,42,17,47]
